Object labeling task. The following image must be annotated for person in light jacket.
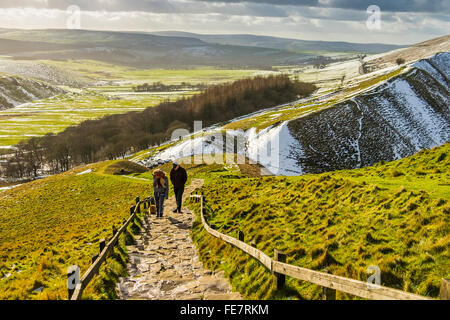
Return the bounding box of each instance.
[153,169,169,218]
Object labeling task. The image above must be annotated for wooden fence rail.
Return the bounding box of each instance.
[190,194,448,300]
[68,196,153,300]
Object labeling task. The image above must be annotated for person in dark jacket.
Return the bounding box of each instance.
[153,169,169,218]
[170,162,187,213]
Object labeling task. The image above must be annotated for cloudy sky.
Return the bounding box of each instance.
[0,0,448,44]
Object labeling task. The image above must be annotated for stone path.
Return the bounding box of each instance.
[117,178,242,300]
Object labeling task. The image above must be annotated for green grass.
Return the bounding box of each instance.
[0,160,153,299]
[186,144,450,300]
[344,67,406,97]
[43,60,272,84]
[100,161,149,176]
[223,101,333,131]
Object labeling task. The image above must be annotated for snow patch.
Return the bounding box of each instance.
[76,169,92,175]
[147,121,304,176]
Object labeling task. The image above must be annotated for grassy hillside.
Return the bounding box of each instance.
[187,143,449,299]
[0,161,152,299]
[0,157,263,299]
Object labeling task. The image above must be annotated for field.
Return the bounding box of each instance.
[186,144,450,299]
[0,91,192,148]
[43,60,274,85]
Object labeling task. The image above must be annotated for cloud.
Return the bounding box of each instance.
[191,0,450,13]
[5,0,448,13]
[0,0,448,45]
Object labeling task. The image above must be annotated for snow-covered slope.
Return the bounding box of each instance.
[0,75,64,109]
[287,52,449,173]
[138,52,449,175]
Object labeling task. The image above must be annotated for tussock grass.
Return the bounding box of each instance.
[101,160,149,175]
[187,143,449,299]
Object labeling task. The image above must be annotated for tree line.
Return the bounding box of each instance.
[133,81,208,92]
[1,75,317,180]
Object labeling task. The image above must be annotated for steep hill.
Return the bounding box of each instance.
[287,53,449,173]
[0,74,64,109]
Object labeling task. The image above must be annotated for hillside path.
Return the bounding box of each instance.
[117,178,242,300]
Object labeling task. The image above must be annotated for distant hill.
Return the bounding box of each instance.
[0,28,404,69]
[149,31,406,54]
[0,29,317,68]
[367,34,450,68]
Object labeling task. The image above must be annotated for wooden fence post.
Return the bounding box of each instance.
[112,226,117,245]
[92,254,99,264]
[322,269,336,300]
[274,249,286,290]
[238,230,244,242]
[440,278,450,300]
[67,265,80,300]
[99,239,106,253]
[135,197,141,213]
[130,205,135,215]
[137,202,141,213]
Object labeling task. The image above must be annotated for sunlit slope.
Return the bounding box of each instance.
[188,143,449,299]
[0,161,152,299]
[0,158,264,299]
